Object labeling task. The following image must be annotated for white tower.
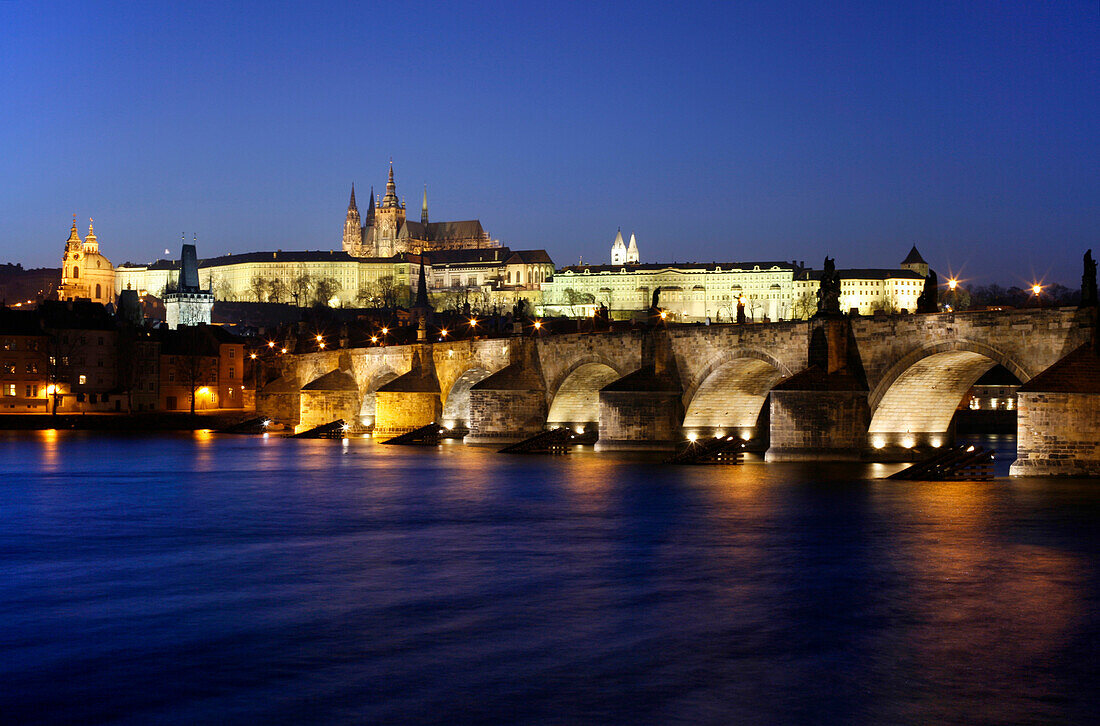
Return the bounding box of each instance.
[611,228,626,265]
[626,233,639,264]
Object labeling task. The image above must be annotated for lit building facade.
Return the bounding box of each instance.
[59,217,116,306]
[342,163,499,258]
[540,235,933,321]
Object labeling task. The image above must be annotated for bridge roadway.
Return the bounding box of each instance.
[256,307,1094,471]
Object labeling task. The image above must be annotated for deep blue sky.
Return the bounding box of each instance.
[2,0,1096,286]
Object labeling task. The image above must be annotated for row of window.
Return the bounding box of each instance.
[3,384,38,397]
[1,362,40,374]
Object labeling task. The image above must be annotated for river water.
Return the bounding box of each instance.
[0,431,1097,725]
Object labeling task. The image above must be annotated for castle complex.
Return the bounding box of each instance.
[342,162,498,257]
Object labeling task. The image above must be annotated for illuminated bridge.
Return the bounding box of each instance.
[257,306,1097,476]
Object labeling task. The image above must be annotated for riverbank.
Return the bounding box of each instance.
[0,411,254,431]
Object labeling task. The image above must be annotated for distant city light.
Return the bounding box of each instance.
[381,327,388,335]
[533,320,542,329]
[249,353,257,359]
[440,328,448,337]
[315,334,323,342]
[371,336,378,343]
[267,341,275,348]
[469,318,478,327]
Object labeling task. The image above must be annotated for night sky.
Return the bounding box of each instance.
[2,1,1096,287]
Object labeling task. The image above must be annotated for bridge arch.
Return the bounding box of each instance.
[682,350,791,440]
[358,367,400,426]
[867,340,1030,447]
[441,367,494,430]
[546,357,625,431]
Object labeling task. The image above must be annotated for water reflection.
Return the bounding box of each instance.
[0,432,1095,724]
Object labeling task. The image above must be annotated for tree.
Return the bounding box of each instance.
[44,330,85,415]
[791,291,817,320]
[206,270,231,300]
[290,272,312,307]
[942,284,971,312]
[175,326,216,416]
[312,277,340,306]
[560,287,595,317]
[267,278,288,304]
[870,291,899,315]
[249,274,267,302]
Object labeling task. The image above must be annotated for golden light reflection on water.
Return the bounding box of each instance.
[37,429,60,471]
[875,481,1085,717]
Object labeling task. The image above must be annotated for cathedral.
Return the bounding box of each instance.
[342,162,499,258]
[59,216,115,306]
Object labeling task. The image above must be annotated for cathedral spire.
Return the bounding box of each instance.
[366,186,375,224]
[421,184,429,226]
[381,161,399,208]
[348,183,357,211]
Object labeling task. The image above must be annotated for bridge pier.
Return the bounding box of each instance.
[1011,330,1100,476]
[596,367,683,450]
[466,339,548,445]
[765,318,871,461]
[373,346,442,438]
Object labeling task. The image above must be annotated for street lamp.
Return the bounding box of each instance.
[948,278,958,291]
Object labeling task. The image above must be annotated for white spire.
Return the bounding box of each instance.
[611,227,627,265]
[626,233,639,264]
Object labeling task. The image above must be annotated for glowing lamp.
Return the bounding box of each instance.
[267,341,275,348]
[381,327,388,335]
[371,336,378,343]
[533,320,542,329]
[1031,284,1042,296]
[948,279,958,291]
[872,436,886,449]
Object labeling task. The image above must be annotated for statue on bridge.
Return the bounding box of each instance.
[815,257,842,316]
[1081,249,1097,308]
[916,269,939,314]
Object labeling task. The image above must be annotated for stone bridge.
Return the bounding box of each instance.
[257,306,1095,472]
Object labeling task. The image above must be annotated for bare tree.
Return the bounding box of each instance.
[791,291,817,320]
[560,287,595,317]
[249,274,267,302]
[267,278,287,303]
[290,272,312,307]
[312,277,340,306]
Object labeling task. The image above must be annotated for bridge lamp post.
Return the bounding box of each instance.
[1031,283,1043,308]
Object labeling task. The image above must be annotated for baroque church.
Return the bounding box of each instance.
[342,162,499,258]
[59,216,115,306]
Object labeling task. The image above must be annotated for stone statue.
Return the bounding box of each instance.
[916,269,939,314]
[736,296,746,324]
[1081,249,1098,308]
[816,256,841,316]
[651,287,661,310]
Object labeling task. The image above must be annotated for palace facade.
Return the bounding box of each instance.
[538,232,928,321]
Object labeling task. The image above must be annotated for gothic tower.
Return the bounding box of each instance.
[374,162,406,257]
[342,184,362,254]
[421,185,429,226]
[626,233,639,264]
[611,228,627,265]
